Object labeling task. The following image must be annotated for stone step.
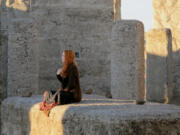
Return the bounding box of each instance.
[1,94,180,135]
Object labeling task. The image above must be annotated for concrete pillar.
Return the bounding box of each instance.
[146,29,173,103]
[111,20,145,102]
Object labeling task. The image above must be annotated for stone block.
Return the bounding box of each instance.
[1,0,119,133]
[146,29,173,103]
[64,0,113,8]
[153,0,180,98]
[2,95,180,135]
[111,20,145,101]
[7,20,39,96]
[39,40,63,59]
[0,30,8,100]
[4,0,115,98]
[5,0,31,19]
[113,0,121,21]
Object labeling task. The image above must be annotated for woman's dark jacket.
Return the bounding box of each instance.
[56,63,82,102]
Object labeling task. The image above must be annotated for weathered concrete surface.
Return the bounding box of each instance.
[111,20,145,101]
[2,94,180,135]
[146,29,173,103]
[0,0,116,97]
[153,0,180,99]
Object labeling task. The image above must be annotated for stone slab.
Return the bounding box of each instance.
[146,29,173,103]
[153,0,180,98]
[0,30,8,101]
[7,20,39,96]
[2,94,180,135]
[111,20,145,101]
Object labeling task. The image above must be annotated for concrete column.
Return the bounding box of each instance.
[111,20,145,102]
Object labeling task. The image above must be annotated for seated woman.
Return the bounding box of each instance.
[40,50,82,116]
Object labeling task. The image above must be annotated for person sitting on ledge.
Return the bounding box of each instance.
[40,50,82,116]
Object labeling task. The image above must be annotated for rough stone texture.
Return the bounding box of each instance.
[7,19,40,96]
[0,0,8,100]
[0,1,9,133]
[113,0,121,21]
[0,30,8,102]
[146,29,173,103]
[2,94,180,135]
[0,1,122,133]
[0,32,1,134]
[153,0,180,99]
[111,20,145,101]
[0,0,120,97]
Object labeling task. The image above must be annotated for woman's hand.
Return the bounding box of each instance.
[64,88,75,93]
[58,87,63,91]
[56,68,62,75]
[69,89,75,93]
[64,88,68,92]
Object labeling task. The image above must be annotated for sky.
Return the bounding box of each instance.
[121,0,153,32]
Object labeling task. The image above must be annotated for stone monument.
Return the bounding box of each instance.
[111,20,145,102]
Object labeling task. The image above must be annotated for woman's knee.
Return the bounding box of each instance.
[43,90,49,96]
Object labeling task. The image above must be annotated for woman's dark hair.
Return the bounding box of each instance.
[61,50,82,102]
[61,50,75,78]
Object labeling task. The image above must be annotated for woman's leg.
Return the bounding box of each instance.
[43,90,49,102]
[60,91,74,105]
[43,90,58,103]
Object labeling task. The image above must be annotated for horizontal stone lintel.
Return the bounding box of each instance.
[1,94,180,135]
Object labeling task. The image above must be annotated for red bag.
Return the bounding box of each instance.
[39,101,57,110]
[39,89,62,116]
[39,101,57,116]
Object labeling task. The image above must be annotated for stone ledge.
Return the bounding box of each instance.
[1,94,180,135]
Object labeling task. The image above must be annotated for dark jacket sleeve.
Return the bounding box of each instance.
[56,74,63,83]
